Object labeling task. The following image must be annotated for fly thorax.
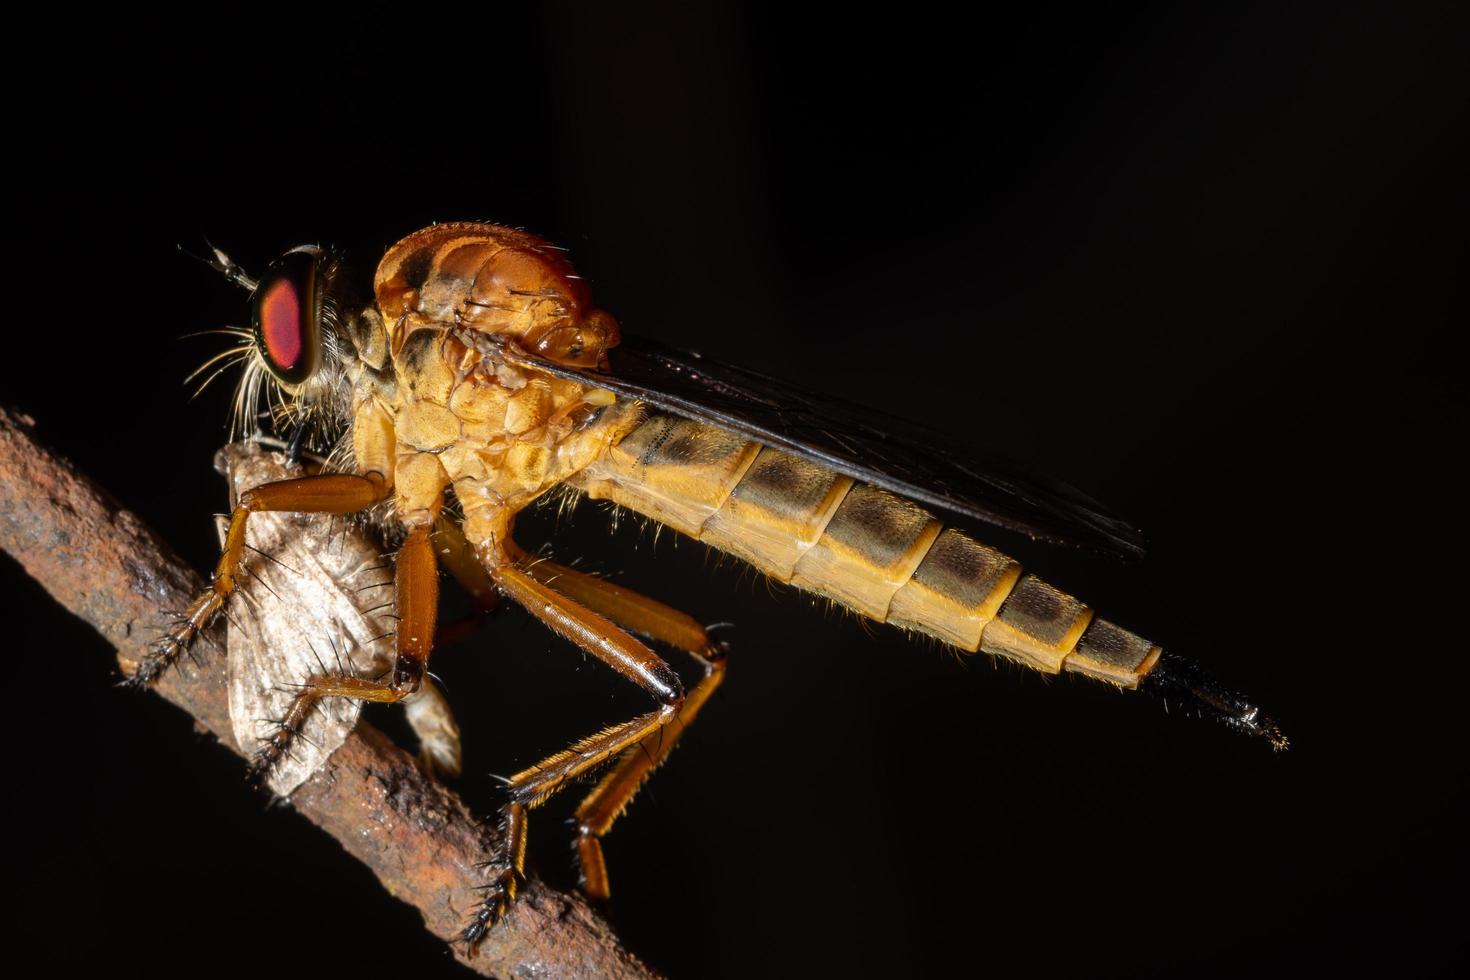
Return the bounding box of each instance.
[454,389,639,517]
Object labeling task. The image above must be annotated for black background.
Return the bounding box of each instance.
[5,3,1465,977]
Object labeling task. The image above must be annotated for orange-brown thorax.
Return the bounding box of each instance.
[352,223,637,559]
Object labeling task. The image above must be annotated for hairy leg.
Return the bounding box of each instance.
[524,560,727,900]
[129,472,389,686]
[463,559,696,946]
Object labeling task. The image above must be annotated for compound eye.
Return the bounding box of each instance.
[251,247,322,385]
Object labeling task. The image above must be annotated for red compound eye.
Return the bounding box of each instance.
[259,277,302,368]
[252,247,322,385]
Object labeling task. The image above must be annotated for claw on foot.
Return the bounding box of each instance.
[121,627,196,689]
[245,729,290,787]
[245,693,320,788]
[123,591,225,688]
[461,864,523,950]
[461,802,528,951]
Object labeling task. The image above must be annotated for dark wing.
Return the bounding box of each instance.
[509,334,1145,559]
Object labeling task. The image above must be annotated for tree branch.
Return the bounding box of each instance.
[0,406,657,980]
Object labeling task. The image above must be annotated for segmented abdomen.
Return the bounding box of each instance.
[570,414,1162,688]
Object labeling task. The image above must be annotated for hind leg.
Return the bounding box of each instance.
[460,558,693,946]
[521,560,727,901]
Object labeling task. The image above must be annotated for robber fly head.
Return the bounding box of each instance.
[189,242,355,446]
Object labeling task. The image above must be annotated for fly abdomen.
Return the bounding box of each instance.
[570,413,1162,690]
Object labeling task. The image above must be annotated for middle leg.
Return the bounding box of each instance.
[250,521,440,781]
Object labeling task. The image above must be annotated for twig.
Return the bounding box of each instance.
[0,406,656,980]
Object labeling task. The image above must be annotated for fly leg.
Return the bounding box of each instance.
[461,561,688,948]
[248,521,439,782]
[378,516,502,779]
[127,472,389,687]
[523,560,726,901]
[429,514,501,648]
[252,513,484,785]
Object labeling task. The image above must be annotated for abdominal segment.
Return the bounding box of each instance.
[570,413,1161,688]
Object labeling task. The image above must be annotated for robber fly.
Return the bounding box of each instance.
[129,222,1285,948]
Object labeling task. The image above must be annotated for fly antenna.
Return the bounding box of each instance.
[179,237,259,292]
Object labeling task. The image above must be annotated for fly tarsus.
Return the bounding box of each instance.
[244,667,415,788]
[461,802,528,951]
[245,727,291,788]
[122,593,224,688]
[120,638,183,689]
[460,866,523,950]
[1140,653,1289,751]
[245,689,322,787]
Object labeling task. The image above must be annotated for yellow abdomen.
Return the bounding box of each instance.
[570,412,1162,688]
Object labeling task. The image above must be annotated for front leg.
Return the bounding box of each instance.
[127,472,390,687]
